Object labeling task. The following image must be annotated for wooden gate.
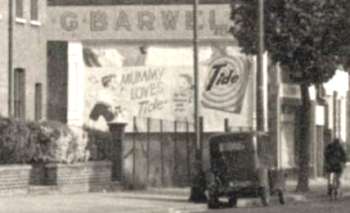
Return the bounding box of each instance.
[123,118,197,188]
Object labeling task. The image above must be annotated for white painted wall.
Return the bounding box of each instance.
[67,42,85,127]
[324,70,348,98]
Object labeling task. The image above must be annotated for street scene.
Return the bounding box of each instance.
[1,0,350,212]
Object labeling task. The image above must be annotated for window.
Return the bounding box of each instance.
[15,0,24,19]
[30,0,39,21]
[35,83,42,121]
[14,68,26,120]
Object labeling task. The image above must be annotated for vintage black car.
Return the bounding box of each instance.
[206,132,285,208]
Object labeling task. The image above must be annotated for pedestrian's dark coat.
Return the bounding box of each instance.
[324,139,347,173]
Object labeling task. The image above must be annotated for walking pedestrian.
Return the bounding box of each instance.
[324,138,347,195]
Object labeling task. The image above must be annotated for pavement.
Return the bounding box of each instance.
[1,178,350,213]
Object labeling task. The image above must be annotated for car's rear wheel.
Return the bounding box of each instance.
[207,195,220,209]
[228,195,238,207]
[260,187,270,206]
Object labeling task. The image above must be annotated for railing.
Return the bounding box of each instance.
[85,116,253,188]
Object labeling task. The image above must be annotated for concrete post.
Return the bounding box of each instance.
[108,122,127,182]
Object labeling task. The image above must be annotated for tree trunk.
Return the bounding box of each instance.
[296,83,311,192]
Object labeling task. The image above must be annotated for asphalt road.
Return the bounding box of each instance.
[1,180,350,213]
[3,192,350,213]
[198,196,350,213]
[0,192,206,213]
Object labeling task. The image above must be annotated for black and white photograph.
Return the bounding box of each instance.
[1,0,350,212]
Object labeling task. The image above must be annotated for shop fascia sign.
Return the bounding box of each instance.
[47,5,232,40]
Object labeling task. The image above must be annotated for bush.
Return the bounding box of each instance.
[0,118,36,164]
[0,117,79,165]
[34,121,78,164]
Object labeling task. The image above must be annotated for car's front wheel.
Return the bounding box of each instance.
[260,186,270,206]
[206,172,220,209]
[277,189,285,204]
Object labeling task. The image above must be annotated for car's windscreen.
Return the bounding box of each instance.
[219,141,246,152]
[216,141,255,170]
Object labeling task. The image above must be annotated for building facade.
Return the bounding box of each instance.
[0,1,9,116]
[45,0,255,133]
[1,0,47,121]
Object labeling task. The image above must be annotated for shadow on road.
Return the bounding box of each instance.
[112,195,195,203]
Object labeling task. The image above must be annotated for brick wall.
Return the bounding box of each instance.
[0,165,32,195]
[45,161,112,193]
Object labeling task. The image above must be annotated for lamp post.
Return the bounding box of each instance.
[256,0,267,133]
[193,0,201,167]
[188,0,207,203]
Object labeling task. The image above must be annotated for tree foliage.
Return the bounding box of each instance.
[231,0,349,84]
[230,0,350,192]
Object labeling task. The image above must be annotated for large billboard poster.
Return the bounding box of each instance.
[83,45,255,132]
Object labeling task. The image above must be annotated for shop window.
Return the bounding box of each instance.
[15,0,24,19]
[35,83,42,121]
[14,68,26,120]
[30,0,39,21]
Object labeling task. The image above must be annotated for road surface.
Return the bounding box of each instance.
[198,195,350,213]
